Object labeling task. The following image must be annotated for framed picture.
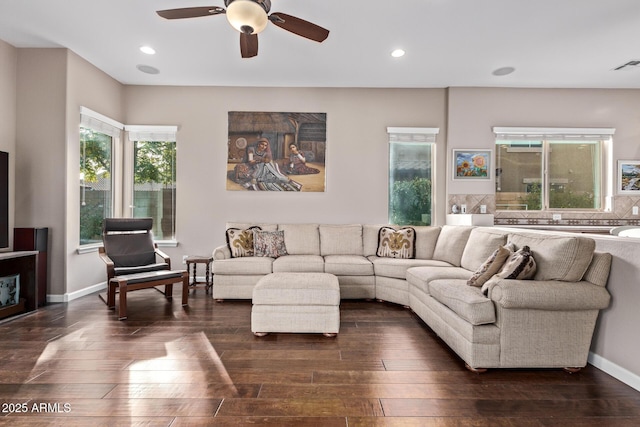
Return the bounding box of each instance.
[453,149,491,180]
[226,111,327,192]
[618,160,640,194]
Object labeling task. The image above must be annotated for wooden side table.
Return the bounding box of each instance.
[185,255,213,294]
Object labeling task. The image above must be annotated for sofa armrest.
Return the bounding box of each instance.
[485,279,611,311]
[213,244,231,260]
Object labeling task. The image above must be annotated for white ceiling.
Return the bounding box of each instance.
[1,0,640,88]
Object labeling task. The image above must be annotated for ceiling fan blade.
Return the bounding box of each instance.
[156,6,225,20]
[240,33,258,58]
[269,13,329,43]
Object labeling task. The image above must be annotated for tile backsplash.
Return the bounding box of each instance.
[448,194,640,227]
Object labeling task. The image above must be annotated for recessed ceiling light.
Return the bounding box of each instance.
[136,64,160,75]
[492,66,515,76]
[140,46,156,55]
[391,49,406,58]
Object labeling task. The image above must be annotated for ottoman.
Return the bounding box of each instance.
[251,272,340,337]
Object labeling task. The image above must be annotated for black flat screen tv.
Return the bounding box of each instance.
[0,151,8,248]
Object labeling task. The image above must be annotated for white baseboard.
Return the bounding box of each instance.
[589,351,640,392]
[47,282,107,303]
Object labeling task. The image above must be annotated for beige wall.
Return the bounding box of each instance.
[0,40,16,246]
[65,50,123,295]
[122,86,448,259]
[447,87,640,195]
[15,48,67,295]
[14,49,123,296]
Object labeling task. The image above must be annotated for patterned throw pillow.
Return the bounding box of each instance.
[467,245,511,287]
[253,230,288,258]
[376,227,416,259]
[226,226,261,258]
[494,245,537,280]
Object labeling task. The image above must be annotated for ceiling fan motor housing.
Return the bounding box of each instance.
[225,0,271,13]
[225,0,271,34]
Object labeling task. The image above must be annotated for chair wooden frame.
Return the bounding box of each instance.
[98,218,189,320]
[99,246,189,320]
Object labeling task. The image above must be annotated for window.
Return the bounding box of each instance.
[387,127,438,225]
[126,126,177,241]
[494,127,614,211]
[79,108,122,245]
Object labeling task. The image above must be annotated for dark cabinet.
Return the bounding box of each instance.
[13,228,48,307]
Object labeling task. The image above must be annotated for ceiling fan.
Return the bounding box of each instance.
[156,0,330,58]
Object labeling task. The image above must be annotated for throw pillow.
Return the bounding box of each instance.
[226,226,261,258]
[253,230,288,258]
[376,227,416,259]
[494,245,537,280]
[467,245,511,287]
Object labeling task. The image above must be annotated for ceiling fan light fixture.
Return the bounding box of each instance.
[226,0,269,35]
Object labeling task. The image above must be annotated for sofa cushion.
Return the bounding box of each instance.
[413,226,443,260]
[320,224,363,256]
[407,266,473,296]
[214,257,273,275]
[273,255,324,273]
[508,232,595,282]
[467,245,511,287]
[226,226,261,258]
[371,257,451,279]
[460,228,509,271]
[429,279,496,325]
[324,255,374,276]
[278,224,320,255]
[377,227,416,259]
[432,225,474,266]
[253,230,288,258]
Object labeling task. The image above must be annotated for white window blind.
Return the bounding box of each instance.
[125,125,177,142]
[80,106,123,137]
[493,127,615,141]
[387,127,440,143]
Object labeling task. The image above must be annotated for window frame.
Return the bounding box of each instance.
[77,108,178,252]
[386,127,439,226]
[78,107,123,248]
[493,127,615,212]
[124,125,178,245]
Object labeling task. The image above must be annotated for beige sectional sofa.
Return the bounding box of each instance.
[212,222,612,371]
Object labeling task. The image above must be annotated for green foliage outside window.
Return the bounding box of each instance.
[390,177,432,225]
[520,182,595,210]
[80,128,112,245]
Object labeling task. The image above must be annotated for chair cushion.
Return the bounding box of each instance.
[111,269,184,285]
[114,262,169,276]
[429,279,496,325]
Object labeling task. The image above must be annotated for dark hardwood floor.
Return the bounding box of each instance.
[1,286,639,426]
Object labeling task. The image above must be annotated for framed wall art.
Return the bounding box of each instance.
[226,111,327,192]
[452,149,491,180]
[618,160,640,194]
